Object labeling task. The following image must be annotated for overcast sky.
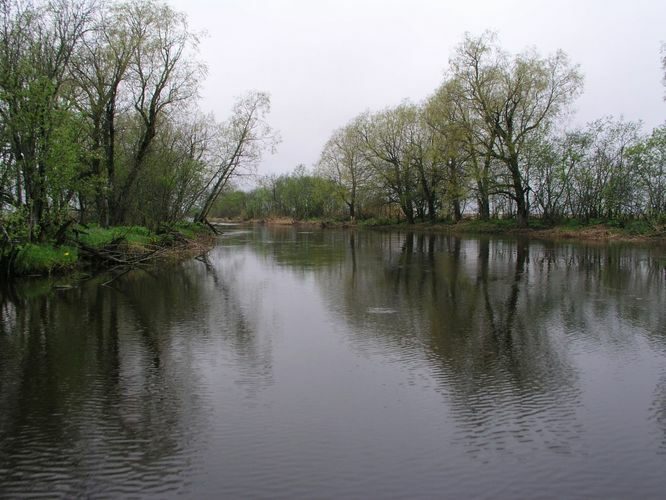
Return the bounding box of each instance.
[168,0,666,177]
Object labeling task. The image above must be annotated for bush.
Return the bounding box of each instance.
[0,208,30,242]
[623,220,653,235]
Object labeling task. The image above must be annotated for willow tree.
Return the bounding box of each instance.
[424,82,469,222]
[449,32,583,226]
[317,116,372,220]
[356,105,425,224]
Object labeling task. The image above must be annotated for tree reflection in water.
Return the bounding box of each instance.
[1,228,664,497]
[0,257,270,496]
[315,231,665,456]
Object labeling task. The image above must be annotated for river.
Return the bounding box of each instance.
[1,226,665,498]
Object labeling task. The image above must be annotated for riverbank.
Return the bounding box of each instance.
[2,222,214,277]
[365,219,666,243]
[377,219,666,244]
[216,217,666,245]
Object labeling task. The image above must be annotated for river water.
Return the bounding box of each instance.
[1,226,665,498]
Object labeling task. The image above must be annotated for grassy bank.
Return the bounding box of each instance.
[359,218,666,243]
[3,222,213,276]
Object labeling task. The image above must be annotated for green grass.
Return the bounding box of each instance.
[77,224,157,248]
[7,222,212,276]
[170,221,208,240]
[14,244,78,275]
[75,222,210,249]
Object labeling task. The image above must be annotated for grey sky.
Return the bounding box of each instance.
[169,0,666,177]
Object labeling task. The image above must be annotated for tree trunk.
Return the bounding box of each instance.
[102,93,117,228]
[402,199,415,224]
[452,199,462,222]
[34,163,47,241]
[477,191,490,220]
[349,185,356,221]
[112,117,156,225]
[428,197,437,223]
[514,187,529,227]
[509,156,529,227]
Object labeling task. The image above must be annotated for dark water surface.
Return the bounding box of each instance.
[1,227,665,499]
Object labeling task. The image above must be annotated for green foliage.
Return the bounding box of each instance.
[623,220,655,235]
[218,167,347,221]
[627,124,666,219]
[561,218,584,229]
[243,187,274,219]
[211,191,248,219]
[0,208,30,242]
[0,0,219,238]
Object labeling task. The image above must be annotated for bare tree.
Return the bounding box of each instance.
[194,91,278,224]
[112,0,204,224]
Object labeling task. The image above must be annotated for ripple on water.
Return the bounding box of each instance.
[367,307,397,314]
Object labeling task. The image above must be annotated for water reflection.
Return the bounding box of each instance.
[0,228,665,498]
[244,228,666,478]
[0,259,270,497]
[314,233,587,456]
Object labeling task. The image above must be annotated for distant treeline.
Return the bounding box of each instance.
[215,33,665,226]
[0,0,276,245]
[1,0,664,247]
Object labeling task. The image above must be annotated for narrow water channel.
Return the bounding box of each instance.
[1,227,665,498]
